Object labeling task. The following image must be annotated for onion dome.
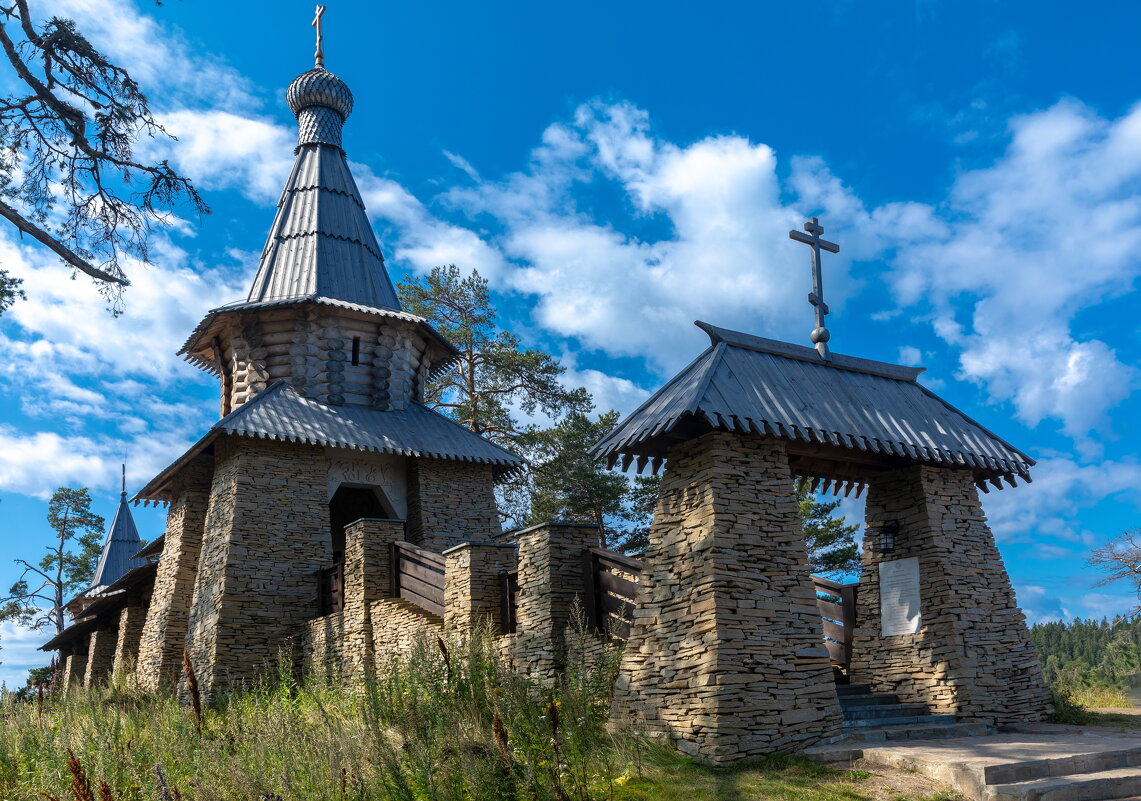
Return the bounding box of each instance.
[287,68,354,150]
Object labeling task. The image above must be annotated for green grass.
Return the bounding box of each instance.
[0,628,954,801]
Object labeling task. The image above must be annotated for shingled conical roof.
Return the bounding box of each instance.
[244,67,401,311]
[88,469,146,594]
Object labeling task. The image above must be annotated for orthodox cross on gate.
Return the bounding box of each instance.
[789,216,840,361]
[312,5,327,69]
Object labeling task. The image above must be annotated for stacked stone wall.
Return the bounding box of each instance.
[850,465,1051,723]
[612,432,841,762]
[405,458,498,550]
[112,589,150,679]
[83,624,118,686]
[62,648,87,691]
[136,454,212,692]
[184,437,332,701]
[444,542,517,638]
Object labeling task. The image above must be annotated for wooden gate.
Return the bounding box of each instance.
[391,541,445,617]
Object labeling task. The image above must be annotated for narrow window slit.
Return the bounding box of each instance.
[351,336,360,366]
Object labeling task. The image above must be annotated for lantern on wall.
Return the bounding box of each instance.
[878,520,899,554]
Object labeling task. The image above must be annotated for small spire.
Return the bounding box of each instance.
[313,5,326,69]
[121,463,126,499]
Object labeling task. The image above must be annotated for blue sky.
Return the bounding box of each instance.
[1,0,1140,685]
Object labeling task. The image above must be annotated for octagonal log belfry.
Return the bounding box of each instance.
[591,320,1051,762]
[39,15,1051,767]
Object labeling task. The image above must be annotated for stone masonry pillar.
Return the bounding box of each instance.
[184,437,331,702]
[84,624,118,686]
[136,454,212,692]
[342,517,404,680]
[849,465,1051,723]
[61,646,87,692]
[405,458,499,550]
[444,542,518,638]
[510,522,599,682]
[611,432,842,763]
[112,590,149,679]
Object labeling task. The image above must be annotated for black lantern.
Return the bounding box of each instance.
[879,520,899,554]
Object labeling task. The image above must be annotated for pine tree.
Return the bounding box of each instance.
[0,487,105,633]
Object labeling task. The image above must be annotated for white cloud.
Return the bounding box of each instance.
[898,345,922,366]
[41,0,259,112]
[982,455,1141,544]
[884,100,1141,443]
[446,100,853,373]
[0,621,49,691]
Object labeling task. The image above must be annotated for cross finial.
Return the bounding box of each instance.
[789,216,840,361]
[312,5,327,69]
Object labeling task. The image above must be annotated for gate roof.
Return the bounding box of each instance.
[590,322,1032,491]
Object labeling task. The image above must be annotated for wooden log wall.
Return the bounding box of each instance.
[215,309,436,413]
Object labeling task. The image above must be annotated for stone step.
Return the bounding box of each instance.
[801,721,990,761]
[845,713,958,728]
[838,693,903,707]
[843,703,930,720]
[985,766,1141,801]
[832,720,986,745]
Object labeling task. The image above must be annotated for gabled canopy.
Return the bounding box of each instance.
[591,321,1034,493]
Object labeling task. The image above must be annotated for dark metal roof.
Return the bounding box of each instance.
[246,138,400,310]
[87,492,146,594]
[42,562,158,651]
[591,321,1033,489]
[136,382,524,502]
[40,616,99,651]
[133,534,164,560]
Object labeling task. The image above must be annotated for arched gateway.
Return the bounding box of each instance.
[590,225,1051,762]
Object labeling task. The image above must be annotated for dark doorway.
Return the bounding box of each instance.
[328,485,391,563]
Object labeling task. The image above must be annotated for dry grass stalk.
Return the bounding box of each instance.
[37,681,45,718]
[181,648,202,732]
[154,764,173,801]
[66,749,95,801]
[493,712,512,774]
[97,781,113,801]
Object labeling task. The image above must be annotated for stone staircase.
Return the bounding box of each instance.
[808,692,1141,801]
[834,683,987,743]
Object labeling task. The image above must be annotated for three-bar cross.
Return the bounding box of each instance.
[789,216,840,361]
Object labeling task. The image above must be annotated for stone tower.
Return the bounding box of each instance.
[130,60,522,700]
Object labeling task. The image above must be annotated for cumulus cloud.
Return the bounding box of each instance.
[0,621,48,690]
[802,100,1141,444]
[982,455,1141,544]
[445,100,848,373]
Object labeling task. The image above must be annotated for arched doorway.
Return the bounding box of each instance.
[328,485,393,563]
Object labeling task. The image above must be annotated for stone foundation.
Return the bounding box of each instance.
[849,465,1051,723]
[444,542,517,638]
[61,647,87,691]
[612,432,842,763]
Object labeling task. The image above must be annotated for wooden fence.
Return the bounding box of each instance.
[499,570,519,634]
[583,547,642,639]
[317,563,343,616]
[391,541,445,617]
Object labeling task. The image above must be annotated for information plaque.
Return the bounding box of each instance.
[879,557,922,636]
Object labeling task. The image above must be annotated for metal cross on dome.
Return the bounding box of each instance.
[789,216,840,361]
[313,5,327,69]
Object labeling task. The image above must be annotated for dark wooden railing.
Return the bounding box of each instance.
[499,570,519,634]
[317,563,343,616]
[814,576,858,668]
[391,541,445,617]
[583,547,643,639]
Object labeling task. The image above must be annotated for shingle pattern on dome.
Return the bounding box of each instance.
[245,143,401,310]
[287,68,354,119]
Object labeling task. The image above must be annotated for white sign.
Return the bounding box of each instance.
[879,557,922,636]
